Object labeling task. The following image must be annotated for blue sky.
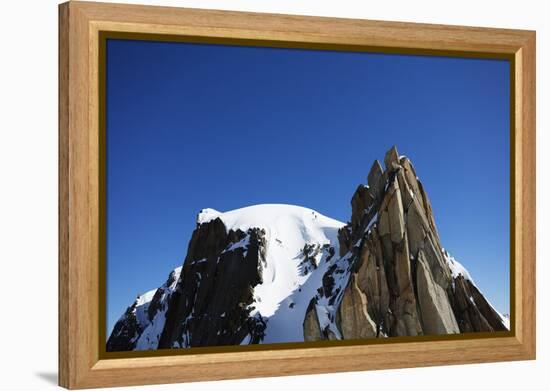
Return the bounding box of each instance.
[106,39,510,334]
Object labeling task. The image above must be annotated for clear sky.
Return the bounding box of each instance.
[106,39,510,334]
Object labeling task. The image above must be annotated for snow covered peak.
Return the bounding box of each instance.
[197,204,345,249]
[197,208,221,224]
[194,204,345,343]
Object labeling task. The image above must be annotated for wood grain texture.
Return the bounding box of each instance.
[58,3,70,387]
[58,1,536,388]
[519,33,536,354]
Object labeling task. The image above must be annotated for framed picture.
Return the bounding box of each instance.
[58,1,536,389]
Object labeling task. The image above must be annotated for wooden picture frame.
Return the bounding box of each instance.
[59,1,536,389]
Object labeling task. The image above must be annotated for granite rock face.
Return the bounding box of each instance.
[304,146,507,340]
[303,298,324,341]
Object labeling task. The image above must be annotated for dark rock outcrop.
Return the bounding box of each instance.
[158,218,267,348]
[108,215,269,351]
[450,275,508,332]
[107,267,182,351]
[106,302,142,352]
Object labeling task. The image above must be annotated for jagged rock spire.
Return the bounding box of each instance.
[384,145,399,171]
[306,146,507,340]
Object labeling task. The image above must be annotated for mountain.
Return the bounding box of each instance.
[107,266,182,351]
[107,146,508,352]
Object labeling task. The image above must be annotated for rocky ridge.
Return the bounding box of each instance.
[107,146,508,352]
[107,267,182,351]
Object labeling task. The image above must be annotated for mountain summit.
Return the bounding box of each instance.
[107,146,508,351]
